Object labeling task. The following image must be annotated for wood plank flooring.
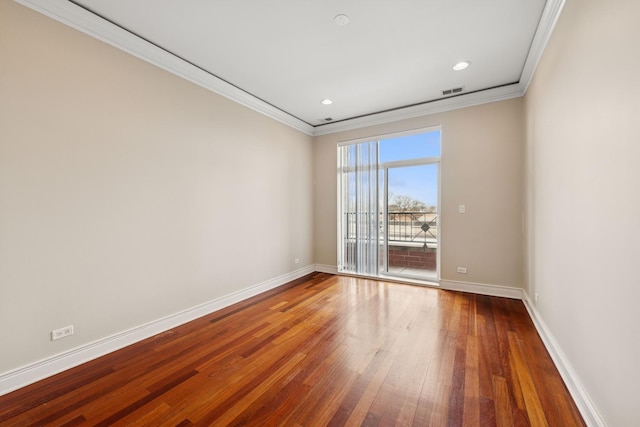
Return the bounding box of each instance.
[0,273,585,426]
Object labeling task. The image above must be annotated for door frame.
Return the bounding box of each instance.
[336,125,442,285]
[380,159,441,282]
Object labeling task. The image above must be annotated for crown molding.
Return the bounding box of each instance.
[313,0,567,136]
[14,0,316,136]
[14,0,565,137]
[520,0,567,93]
[312,83,525,136]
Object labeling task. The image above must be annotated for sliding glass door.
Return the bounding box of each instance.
[338,128,440,283]
[382,163,438,281]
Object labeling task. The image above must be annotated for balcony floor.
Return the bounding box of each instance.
[387,266,437,280]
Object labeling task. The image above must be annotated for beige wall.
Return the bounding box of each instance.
[314,98,524,287]
[0,1,313,374]
[524,0,640,425]
[6,1,637,424]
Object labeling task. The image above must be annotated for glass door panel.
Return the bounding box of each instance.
[384,164,438,280]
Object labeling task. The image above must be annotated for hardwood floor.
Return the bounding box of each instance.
[0,273,585,426]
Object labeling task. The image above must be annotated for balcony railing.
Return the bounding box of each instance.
[341,211,438,246]
[387,211,437,247]
[341,211,438,275]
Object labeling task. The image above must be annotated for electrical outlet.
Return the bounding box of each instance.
[534,292,540,303]
[456,267,468,274]
[51,325,74,341]
[294,258,300,264]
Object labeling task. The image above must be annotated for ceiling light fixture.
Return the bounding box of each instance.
[453,61,470,71]
[321,99,333,105]
[334,14,349,26]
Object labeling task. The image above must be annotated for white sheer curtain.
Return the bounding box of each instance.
[338,141,380,275]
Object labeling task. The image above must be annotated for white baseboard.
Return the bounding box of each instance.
[522,292,607,427]
[314,263,338,274]
[0,265,315,397]
[315,268,522,300]
[1,265,606,427]
[440,279,523,299]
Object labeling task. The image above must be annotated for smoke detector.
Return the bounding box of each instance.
[334,14,349,26]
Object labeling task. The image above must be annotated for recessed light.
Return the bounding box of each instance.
[453,61,470,71]
[334,14,349,26]
[321,99,333,105]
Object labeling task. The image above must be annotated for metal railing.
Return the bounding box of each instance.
[387,211,437,245]
[340,211,438,273]
[341,211,438,244]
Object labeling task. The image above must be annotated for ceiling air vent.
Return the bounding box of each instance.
[442,86,465,96]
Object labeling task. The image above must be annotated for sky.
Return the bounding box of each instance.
[379,130,440,206]
[379,130,441,163]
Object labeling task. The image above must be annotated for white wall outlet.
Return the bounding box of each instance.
[534,292,540,303]
[456,267,468,274]
[458,204,466,214]
[294,258,300,264]
[51,325,74,341]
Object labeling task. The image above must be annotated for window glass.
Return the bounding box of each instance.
[378,130,441,163]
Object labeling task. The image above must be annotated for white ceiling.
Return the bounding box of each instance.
[17,0,564,135]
